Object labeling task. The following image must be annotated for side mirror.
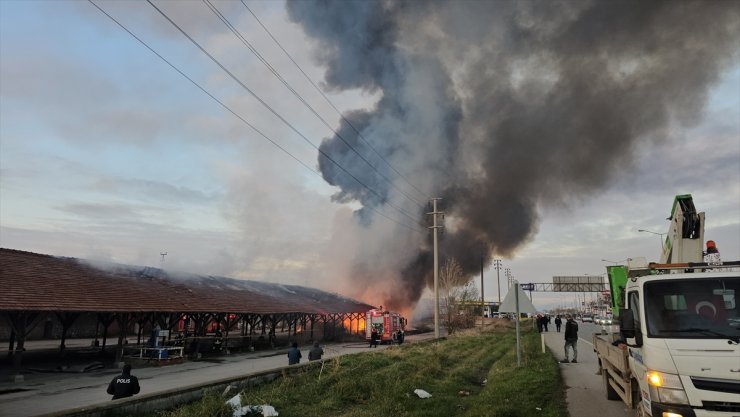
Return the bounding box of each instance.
[619,309,635,337]
[619,309,642,347]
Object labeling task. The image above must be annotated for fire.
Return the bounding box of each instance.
[341,316,366,333]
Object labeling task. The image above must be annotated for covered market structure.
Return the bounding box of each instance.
[1,248,375,375]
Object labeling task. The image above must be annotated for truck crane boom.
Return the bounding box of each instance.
[660,194,705,264]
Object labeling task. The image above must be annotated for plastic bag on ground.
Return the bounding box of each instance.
[225,395,279,417]
[226,394,242,410]
[414,389,432,398]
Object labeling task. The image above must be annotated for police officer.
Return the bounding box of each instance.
[106,364,140,400]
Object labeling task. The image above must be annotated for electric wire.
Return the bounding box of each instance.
[204,0,426,210]
[87,0,425,236]
[241,0,429,204]
[145,0,422,226]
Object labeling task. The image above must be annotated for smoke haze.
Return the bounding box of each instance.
[288,1,740,309]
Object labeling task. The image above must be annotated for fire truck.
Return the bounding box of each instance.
[365,308,406,344]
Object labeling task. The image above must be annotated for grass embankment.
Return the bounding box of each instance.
[160,324,567,417]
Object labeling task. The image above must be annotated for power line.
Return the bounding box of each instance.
[87,0,424,236]
[204,0,426,211]
[240,1,429,204]
[145,0,422,226]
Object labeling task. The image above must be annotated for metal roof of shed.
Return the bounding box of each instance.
[0,248,374,315]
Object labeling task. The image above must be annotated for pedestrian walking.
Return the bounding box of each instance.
[560,314,579,363]
[308,341,323,361]
[554,315,562,332]
[287,342,302,365]
[543,315,549,332]
[106,364,140,400]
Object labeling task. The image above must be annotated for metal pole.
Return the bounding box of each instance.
[496,260,501,304]
[514,281,521,367]
[480,251,484,318]
[431,198,441,339]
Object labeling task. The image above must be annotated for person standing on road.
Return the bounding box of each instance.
[287,342,302,365]
[561,314,579,363]
[370,328,379,348]
[308,341,323,361]
[554,315,562,332]
[106,364,140,400]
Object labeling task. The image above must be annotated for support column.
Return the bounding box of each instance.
[4,311,42,380]
[97,313,115,354]
[54,312,81,356]
[115,313,133,365]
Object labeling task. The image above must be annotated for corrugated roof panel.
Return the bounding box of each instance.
[0,249,374,315]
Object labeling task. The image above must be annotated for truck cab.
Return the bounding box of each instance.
[619,269,739,417]
[595,195,740,417]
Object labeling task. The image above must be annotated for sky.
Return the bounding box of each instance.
[1,0,739,313]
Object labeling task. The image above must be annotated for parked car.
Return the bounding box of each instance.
[581,314,594,323]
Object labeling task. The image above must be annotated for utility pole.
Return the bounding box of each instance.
[480,250,484,317]
[428,198,443,339]
[160,251,167,266]
[493,259,502,304]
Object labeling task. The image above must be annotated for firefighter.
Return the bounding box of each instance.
[396,329,404,345]
[213,327,223,352]
[370,328,379,348]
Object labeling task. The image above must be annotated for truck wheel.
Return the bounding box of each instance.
[632,379,645,417]
[634,403,647,417]
[603,372,620,401]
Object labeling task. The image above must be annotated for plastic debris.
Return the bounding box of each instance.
[233,406,279,417]
[536,407,542,411]
[226,394,242,410]
[414,389,432,398]
[226,394,279,417]
[481,378,488,386]
[458,390,470,396]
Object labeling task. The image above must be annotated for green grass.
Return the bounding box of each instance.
[158,325,567,417]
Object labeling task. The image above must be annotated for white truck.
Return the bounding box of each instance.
[593,195,740,417]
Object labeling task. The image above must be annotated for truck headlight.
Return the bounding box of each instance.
[647,371,689,405]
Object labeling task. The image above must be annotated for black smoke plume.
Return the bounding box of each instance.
[287,0,740,309]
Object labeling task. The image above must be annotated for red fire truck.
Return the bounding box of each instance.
[365,308,406,344]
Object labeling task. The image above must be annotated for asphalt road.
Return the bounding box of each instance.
[542,321,636,417]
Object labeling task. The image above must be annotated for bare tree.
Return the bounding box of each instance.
[440,258,480,334]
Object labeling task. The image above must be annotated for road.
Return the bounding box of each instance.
[542,321,635,417]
